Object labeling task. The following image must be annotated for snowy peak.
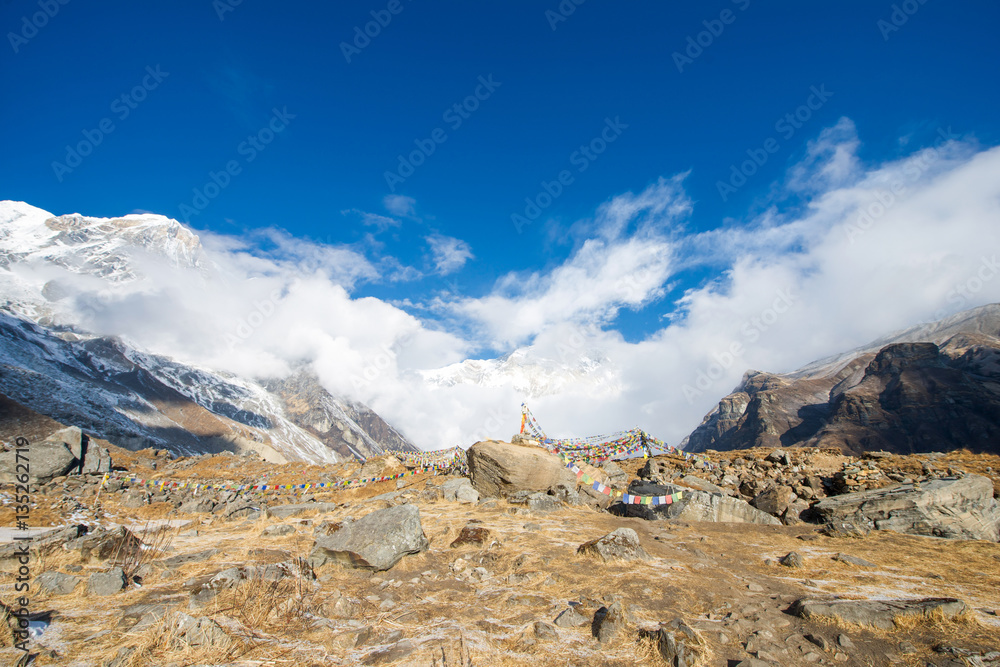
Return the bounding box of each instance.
[422,345,621,398]
[0,200,205,282]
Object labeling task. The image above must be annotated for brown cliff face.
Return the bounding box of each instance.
[684,304,1000,455]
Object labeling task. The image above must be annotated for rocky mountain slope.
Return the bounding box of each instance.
[683,304,1000,455]
[1,431,998,666]
[0,201,416,462]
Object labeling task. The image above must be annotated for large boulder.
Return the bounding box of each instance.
[466,440,577,498]
[309,503,429,571]
[0,426,82,483]
[616,481,781,525]
[81,444,112,475]
[811,474,1000,541]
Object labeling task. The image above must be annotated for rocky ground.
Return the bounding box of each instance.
[1,441,999,666]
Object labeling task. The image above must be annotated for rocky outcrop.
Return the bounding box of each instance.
[616,481,781,525]
[577,527,647,562]
[788,597,967,630]
[811,474,1000,541]
[309,503,429,571]
[466,440,577,498]
[0,426,82,483]
[684,304,1000,456]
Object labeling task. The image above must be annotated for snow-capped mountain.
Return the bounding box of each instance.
[0,201,416,462]
[421,346,621,398]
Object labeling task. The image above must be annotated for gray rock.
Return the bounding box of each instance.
[508,490,561,513]
[600,461,628,487]
[441,477,480,504]
[554,607,589,628]
[178,497,216,514]
[752,485,795,516]
[81,445,112,475]
[577,527,648,562]
[780,551,804,568]
[834,553,877,568]
[643,618,706,667]
[65,526,141,562]
[0,426,82,483]
[618,481,781,525]
[788,597,966,630]
[35,570,80,595]
[0,524,87,562]
[820,519,870,539]
[88,567,126,596]
[309,503,429,571]
[766,450,792,466]
[223,500,263,520]
[532,621,558,641]
[812,475,1000,541]
[169,611,231,648]
[680,475,724,495]
[261,524,296,537]
[592,601,627,643]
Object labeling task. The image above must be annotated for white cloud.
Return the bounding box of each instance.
[384,194,417,217]
[8,119,999,454]
[426,234,473,276]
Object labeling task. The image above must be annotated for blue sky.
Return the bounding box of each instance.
[3,1,1000,446]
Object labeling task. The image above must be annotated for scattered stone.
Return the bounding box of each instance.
[592,601,627,643]
[805,633,829,650]
[642,618,707,667]
[532,621,558,641]
[169,611,231,649]
[87,567,126,596]
[155,549,219,569]
[747,583,764,592]
[766,450,792,466]
[554,607,589,628]
[789,597,967,630]
[679,475,724,494]
[834,553,877,568]
[441,477,480,503]
[508,490,561,514]
[837,634,854,648]
[34,571,80,595]
[780,552,804,568]
[309,503,429,571]
[812,475,1000,542]
[577,527,648,562]
[450,524,491,548]
[260,524,296,537]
